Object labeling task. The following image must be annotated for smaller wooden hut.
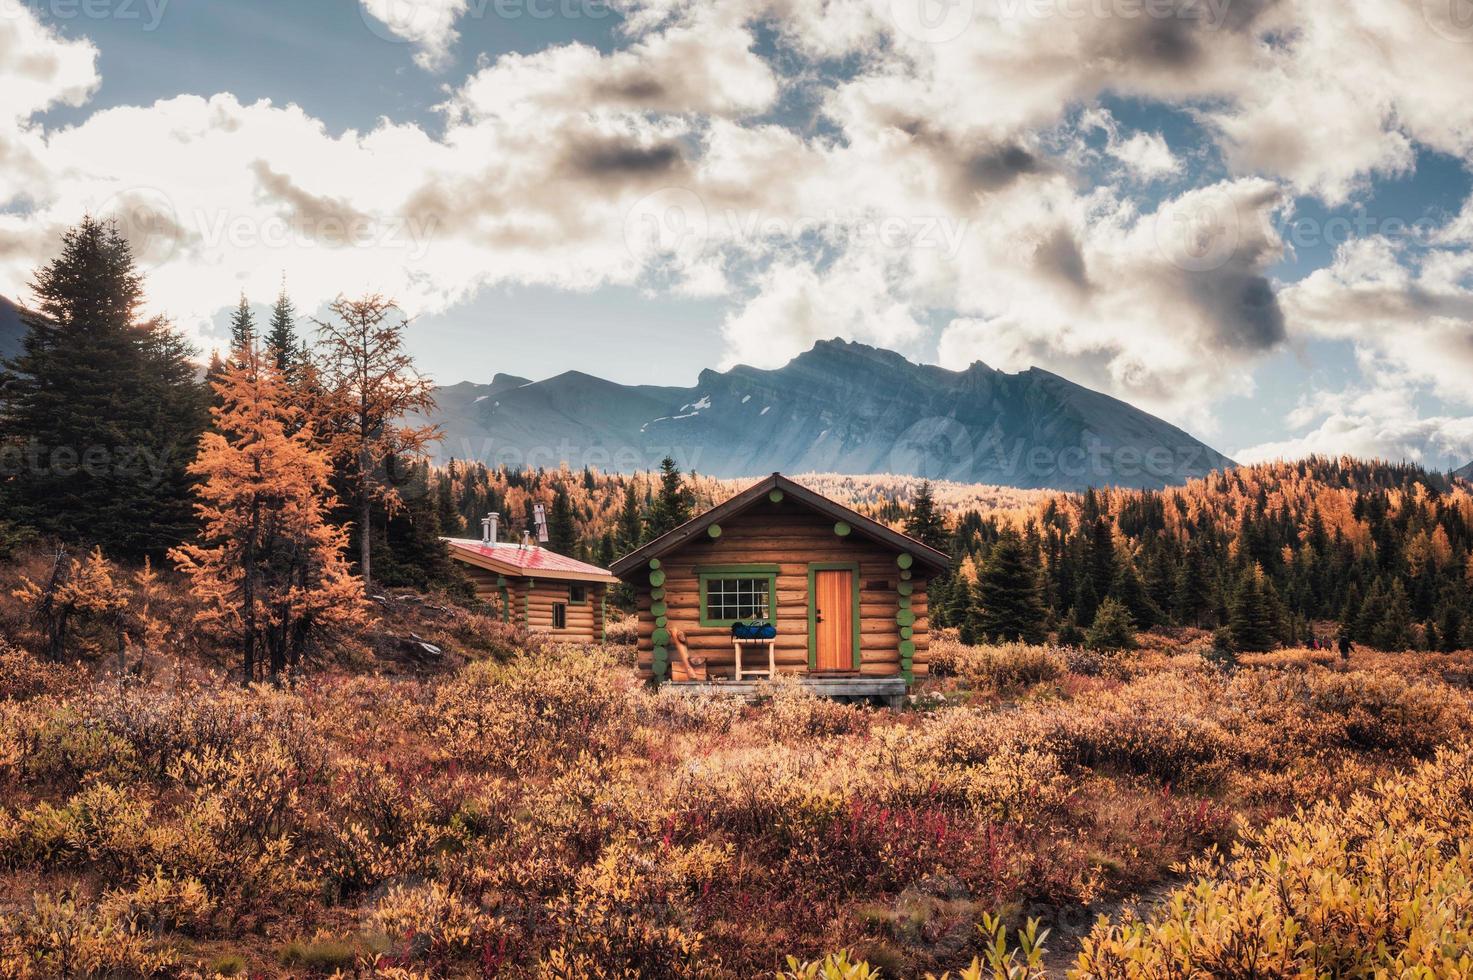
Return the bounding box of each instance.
[610,474,950,695]
[446,516,618,642]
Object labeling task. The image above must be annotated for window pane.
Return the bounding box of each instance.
[706,577,770,621]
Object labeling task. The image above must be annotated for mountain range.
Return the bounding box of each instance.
[428,339,1240,492]
[3,294,1465,489]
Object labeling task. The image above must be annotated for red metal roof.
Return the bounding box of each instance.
[444,538,618,583]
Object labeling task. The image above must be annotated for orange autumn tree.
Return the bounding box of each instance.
[313,295,439,591]
[171,342,366,683]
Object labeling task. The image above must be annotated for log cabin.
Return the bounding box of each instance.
[610,474,950,698]
[445,514,618,642]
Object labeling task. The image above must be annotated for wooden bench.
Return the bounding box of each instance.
[732,638,777,681]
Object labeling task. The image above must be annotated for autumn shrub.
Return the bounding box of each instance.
[947,642,1067,693]
[0,642,85,700]
[538,840,718,979]
[98,868,215,935]
[1074,743,1473,977]
[759,676,869,738]
[637,685,746,733]
[604,613,639,646]
[927,632,963,678]
[1052,672,1234,788]
[0,890,178,978]
[3,636,1473,977]
[367,880,503,974]
[428,645,637,771]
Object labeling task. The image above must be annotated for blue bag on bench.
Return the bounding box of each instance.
[731,619,777,640]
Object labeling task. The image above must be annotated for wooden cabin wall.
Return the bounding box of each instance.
[462,566,513,621]
[519,580,602,642]
[634,501,930,681]
[456,564,607,642]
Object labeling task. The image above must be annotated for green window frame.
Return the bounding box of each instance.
[569,584,588,605]
[697,565,778,627]
[553,602,568,630]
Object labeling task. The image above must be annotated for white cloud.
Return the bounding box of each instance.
[1079,108,1180,181]
[1280,235,1473,407]
[937,178,1288,431]
[1202,2,1473,204]
[719,253,928,368]
[0,0,99,122]
[359,0,470,71]
[1,0,1469,461]
[0,1,99,211]
[1109,132,1181,180]
[1236,383,1473,470]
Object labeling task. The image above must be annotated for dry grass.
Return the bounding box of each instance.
[1,630,1469,977]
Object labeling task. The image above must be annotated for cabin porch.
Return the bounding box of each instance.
[663,675,907,709]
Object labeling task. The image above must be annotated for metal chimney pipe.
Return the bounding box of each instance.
[481,512,501,546]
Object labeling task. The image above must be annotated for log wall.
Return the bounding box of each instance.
[633,500,930,682]
[460,565,607,642]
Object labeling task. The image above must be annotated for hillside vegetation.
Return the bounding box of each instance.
[1,633,1470,977]
[437,457,1473,656]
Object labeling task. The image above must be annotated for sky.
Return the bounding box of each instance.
[2,0,1473,469]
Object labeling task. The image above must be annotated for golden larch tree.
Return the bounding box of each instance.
[313,295,439,591]
[171,343,366,683]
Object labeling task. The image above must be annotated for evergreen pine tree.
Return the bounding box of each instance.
[1087,518,1116,616]
[1355,579,1389,644]
[1371,579,1413,651]
[596,531,616,570]
[1085,596,1137,650]
[266,285,297,375]
[958,578,987,646]
[647,457,694,538]
[1228,566,1277,652]
[1438,604,1463,653]
[435,461,463,536]
[1112,558,1165,630]
[1056,608,1085,646]
[229,295,255,358]
[372,458,465,593]
[548,484,578,556]
[1338,580,1364,640]
[929,573,953,629]
[616,481,644,553]
[975,533,1048,643]
[904,480,950,550]
[1,217,209,559]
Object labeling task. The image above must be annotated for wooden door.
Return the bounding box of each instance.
[813,568,855,671]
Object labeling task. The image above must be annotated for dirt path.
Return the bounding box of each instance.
[1038,876,1185,975]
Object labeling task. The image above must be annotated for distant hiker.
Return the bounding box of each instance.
[1338,634,1351,660]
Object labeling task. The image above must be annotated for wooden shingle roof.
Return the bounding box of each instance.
[610,473,950,579]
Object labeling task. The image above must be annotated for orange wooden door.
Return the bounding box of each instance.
[814,569,855,671]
